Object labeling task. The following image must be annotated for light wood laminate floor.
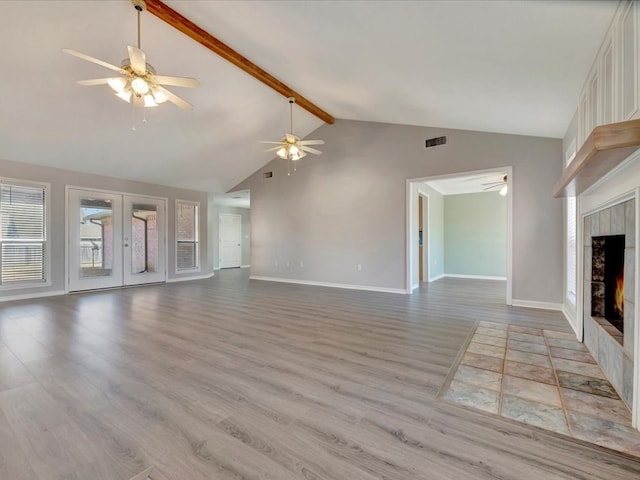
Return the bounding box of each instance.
[0,270,639,479]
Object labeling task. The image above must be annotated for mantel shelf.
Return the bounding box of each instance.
[553,118,640,198]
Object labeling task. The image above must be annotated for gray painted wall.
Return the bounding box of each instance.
[235,119,563,303]
[208,200,251,270]
[0,157,210,299]
[444,192,507,277]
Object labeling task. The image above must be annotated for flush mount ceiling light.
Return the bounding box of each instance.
[63,0,199,128]
[483,175,508,196]
[260,97,325,174]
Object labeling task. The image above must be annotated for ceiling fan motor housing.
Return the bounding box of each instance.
[132,0,146,12]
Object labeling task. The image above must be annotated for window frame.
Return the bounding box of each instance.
[0,177,51,290]
[564,143,578,306]
[175,199,200,273]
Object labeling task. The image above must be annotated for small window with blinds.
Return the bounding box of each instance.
[565,142,577,306]
[0,180,49,287]
[176,200,199,272]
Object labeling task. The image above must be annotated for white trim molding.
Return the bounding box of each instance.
[0,290,65,303]
[166,272,215,283]
[443,274,507,281]
[511,299,563,311]
[241,265,251,269]
[429,274,445,282]
[250,276,407,295]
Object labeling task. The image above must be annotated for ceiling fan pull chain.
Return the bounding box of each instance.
[131,100,136,131]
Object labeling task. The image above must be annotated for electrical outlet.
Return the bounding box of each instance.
[357,264,362,271]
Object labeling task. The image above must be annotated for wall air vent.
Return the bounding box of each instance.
[263,172,273,179]
[425,136,447,148]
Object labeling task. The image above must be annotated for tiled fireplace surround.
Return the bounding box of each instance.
[583,199,635,408]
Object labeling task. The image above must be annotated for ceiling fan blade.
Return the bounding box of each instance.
[62,49,125,74]
[297,139,325,145]
[285,133,296,143]
[128,45,146,75]
[483,185,499,191]
[155,86,193,110]
[77,78,116,86]
[154,75,200,88]
[300,146,323,155]
[481,181,503,186]
[264,146,282,152]
[258,141,284,144]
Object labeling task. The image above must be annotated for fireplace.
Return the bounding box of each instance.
[583,199,634,409]
[591,235,625,334]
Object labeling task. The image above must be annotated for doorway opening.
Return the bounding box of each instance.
[406,167,512,304]
[211,190,250,271]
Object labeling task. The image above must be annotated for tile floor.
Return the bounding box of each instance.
[442,321,640,457]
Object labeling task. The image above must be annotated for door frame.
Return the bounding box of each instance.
[219,212,243,269]
[65,185,168,293]
[405,166,513,305]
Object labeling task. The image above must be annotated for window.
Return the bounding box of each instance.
[176,200,199,271]
[0,179,49,287]
[565,143,577,306]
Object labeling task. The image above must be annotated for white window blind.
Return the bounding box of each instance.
[566,196,577,305]
[0,181,48,286]
[565,142,577,306]
[176,200,199,271]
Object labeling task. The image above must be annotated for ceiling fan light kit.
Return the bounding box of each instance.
[260,97,325,174]
[63,0,199,128]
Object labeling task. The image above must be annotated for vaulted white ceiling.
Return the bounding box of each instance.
[0,1,616,193]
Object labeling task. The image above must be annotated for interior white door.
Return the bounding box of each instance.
[219,213,242,269]
[123,195,167,286]
[68,188,123,291]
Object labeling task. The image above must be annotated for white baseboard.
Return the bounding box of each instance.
[411,282,420,291]
[428,274,445,282]
[443,274,507,281]
[241,265,251,269]
[511,299,563,311]
[0,290,65,303]
[213,267,221,271]
[166,272,215,283]
[250,276,407,294]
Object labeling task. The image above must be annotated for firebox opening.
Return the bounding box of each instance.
[591,234,625,334]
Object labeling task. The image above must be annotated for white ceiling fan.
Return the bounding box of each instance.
[63,0,198,115]
[483,175,508,196]
[260,97,324,172]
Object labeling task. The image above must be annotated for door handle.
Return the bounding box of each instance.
[124,243,129,247]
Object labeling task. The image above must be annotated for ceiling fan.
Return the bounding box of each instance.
[483,175,508,196]
[260,97,324,173]
[63,0,198,116]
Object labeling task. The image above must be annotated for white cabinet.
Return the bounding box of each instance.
[620,0,638,120]
[575,0,639,150]
[601,33,616,125]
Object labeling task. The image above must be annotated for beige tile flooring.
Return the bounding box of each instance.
[442,321,640,457]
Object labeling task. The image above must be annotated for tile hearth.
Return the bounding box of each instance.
[441,321,640,457]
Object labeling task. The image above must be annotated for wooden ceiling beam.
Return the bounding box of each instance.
[145,0,334,124]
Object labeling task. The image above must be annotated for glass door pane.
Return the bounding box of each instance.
[68,189,122,291]
[123,196,166,286]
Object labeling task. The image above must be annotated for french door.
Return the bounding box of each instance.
[68,188,166,292]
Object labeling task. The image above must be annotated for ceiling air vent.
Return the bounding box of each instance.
[425,136,447,148]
